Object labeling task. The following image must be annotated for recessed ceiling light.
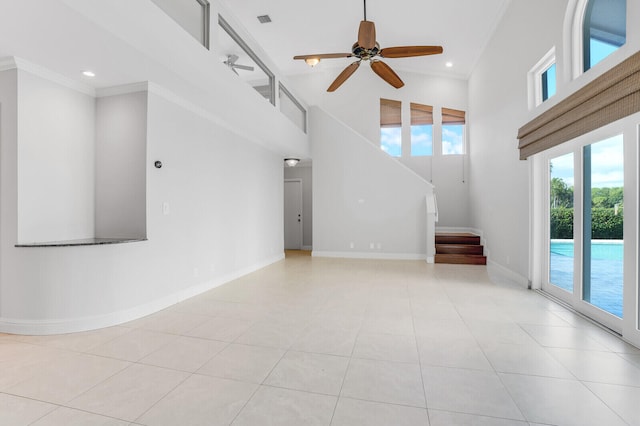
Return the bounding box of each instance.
[257,15,271,24]
[445,62,453,68]
[82,70,96,77]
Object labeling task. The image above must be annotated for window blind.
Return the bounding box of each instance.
[442,107,466,125]
[518,50,640,160]
[410,103,433,125]
[380,98,402,127]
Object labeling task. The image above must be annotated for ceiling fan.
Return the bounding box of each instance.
[293,0,443,92]
[223,54,255,75]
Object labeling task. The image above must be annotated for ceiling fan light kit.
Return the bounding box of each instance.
[293,0,443,92]
[304,57,320,67]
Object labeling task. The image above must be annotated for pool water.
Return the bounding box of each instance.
[549,240,623,317]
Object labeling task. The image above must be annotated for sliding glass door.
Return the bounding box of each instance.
[582,136,624,318]
[545,134,626,331]
[549,153,575,294]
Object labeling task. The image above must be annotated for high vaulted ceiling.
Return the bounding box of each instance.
[220,0,511,79]
[0,0,511,94]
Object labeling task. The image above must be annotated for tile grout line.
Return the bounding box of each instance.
[443,270,529,424]
[407,278,430,422]
[326,305,362,425]
[0,390,133,425]
[226,327,292,425]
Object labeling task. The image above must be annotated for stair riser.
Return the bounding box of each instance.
[434,233,486,265]
[435,254,487,265]
[436,244,484,255]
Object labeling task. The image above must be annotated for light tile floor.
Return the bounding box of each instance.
[1,257,640,425]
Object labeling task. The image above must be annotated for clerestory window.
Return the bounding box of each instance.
[410,103,433,156]
[582,0,626,72]
[441,108,466,155]
[380,98,402,157]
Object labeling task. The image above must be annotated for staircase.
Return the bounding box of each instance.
[435,233,486,265]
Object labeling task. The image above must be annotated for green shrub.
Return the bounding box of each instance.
[550,207,623,239]
[591,207,623,239]
[550,208,573,239]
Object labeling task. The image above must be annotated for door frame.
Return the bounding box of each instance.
[284,178,303,250]
[532,114,638,343]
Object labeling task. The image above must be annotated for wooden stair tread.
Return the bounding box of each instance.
[434,233,485,265]
[435,233,481,245]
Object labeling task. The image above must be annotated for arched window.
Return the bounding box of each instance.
[582,0,626,71]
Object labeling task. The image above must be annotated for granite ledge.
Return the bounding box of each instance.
[15,238,147,248]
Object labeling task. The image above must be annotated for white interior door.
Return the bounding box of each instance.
[284,179,302,249]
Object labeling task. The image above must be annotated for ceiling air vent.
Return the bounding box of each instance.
[257,15,272,24]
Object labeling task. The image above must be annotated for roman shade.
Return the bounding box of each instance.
[380,98,401,127]
[410,102,433,125]
[518,50,640,160]
[442,107,466,125]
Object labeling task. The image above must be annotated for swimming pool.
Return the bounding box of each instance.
[549,240,623,317]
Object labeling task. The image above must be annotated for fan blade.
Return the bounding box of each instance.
[294,53,353,60]
[234,64,254,71]
[358,20,376,50]
[370,60,404,88]
[379,45,443,58]
[327,61,360,92]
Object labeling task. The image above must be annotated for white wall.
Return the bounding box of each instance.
[17,70,96,243]
[145,90,284,284]
[284,164,312,249]
[0,68,18,323]
[0,73,285,333]
[95,91,147,238]
[290,66,469,227]
[0,0,312,333]
[468,0,569,280]
[311,107,433,258]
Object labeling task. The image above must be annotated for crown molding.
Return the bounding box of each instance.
[0,56,18,72]
[96,82,149,98]
[6,56,96,97]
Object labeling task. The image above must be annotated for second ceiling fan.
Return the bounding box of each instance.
[294,0,443,92]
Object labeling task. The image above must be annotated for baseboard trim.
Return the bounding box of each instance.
[302,245,313,251]
[0,253,284,336]
[312,251,425,260]
[487,259,529,287]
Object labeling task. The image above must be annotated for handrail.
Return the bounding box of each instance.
[426,192,439,222]
[425,192,438,263]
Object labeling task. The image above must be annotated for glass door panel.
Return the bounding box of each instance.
[583,135,624,317]
[549,153,575,293]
